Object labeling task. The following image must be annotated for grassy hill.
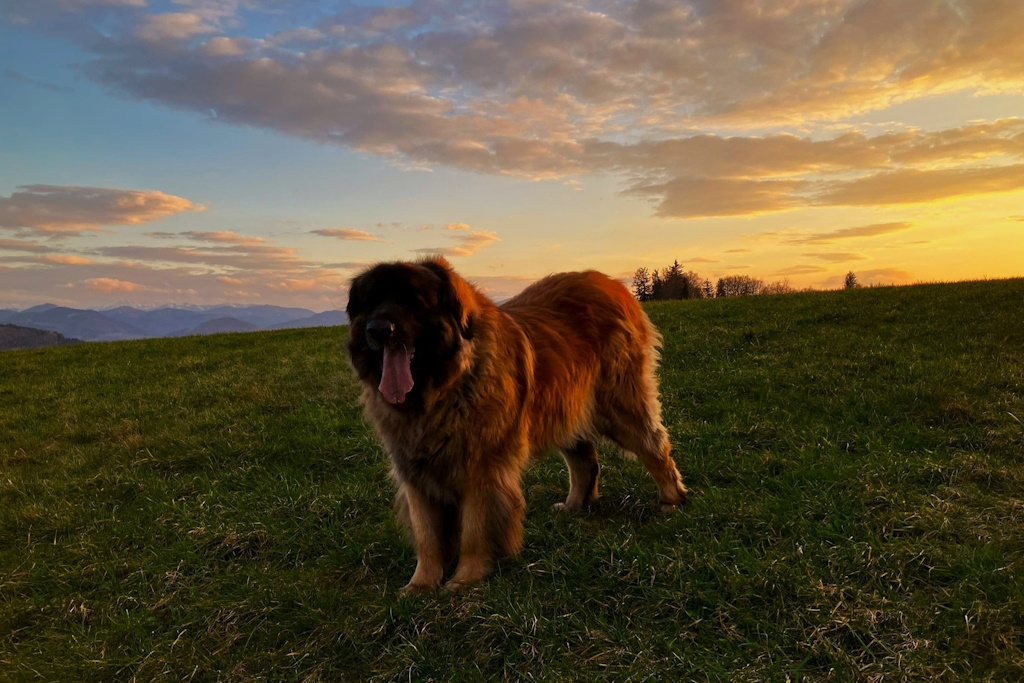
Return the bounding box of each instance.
[1,279,1022,681]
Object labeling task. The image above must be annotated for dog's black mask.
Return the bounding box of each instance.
[346,260,473,408]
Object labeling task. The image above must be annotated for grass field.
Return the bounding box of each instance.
[2,279,1023,681]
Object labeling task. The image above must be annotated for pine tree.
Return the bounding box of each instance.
[632,267,652,301]
[651,269,665,300]
[663,260,684,299]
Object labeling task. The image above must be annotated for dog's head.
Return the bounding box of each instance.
[345,257,478,407]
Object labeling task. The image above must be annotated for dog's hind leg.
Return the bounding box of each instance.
[554,439,600,511]
[597,367,688,511]
[612,421,688,512]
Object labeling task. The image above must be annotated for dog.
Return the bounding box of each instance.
[345,256,688,593]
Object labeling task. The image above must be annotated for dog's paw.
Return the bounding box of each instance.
[552,501,580,512]
[660,482,689,511]
[660,488,689,513]
[442,579,477,592]
[400,581,439,596]
[444,568,487,591]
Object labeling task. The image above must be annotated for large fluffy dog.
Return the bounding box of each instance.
[346,257,688,592]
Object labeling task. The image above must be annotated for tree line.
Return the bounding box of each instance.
[632,261,864,301]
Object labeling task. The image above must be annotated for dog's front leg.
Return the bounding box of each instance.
[400,483,445,594]
[446,469,526,590]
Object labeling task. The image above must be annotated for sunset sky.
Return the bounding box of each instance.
[2,0,1023,310]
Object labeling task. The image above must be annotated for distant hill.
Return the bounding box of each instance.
[171,317,262,337]
[271,310,347,329]
[201,305,315,328]
[4,307,145,342]
[21,303,59,314]
[2,304,345,341]
[101,304,319,334]
[103,306,219,337]
[0,324,82,350]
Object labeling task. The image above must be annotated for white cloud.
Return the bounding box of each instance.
[136,12,214,42]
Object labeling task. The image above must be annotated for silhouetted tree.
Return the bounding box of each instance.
[762,279,794,295]
[679,271,706,299]
[635,262,800,299]
[662,260,684,299]
[716,275,765,297]
[845,271,860,289]
[632,267,652,301]
[640,259,707,300]
[650,269,665,300]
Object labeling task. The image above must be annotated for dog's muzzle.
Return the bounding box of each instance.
[365,318,395,350]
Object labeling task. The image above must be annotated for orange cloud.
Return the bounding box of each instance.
[83,278,151,293]
[786,223,914,245]
[41,254,94,265]
[629,177,804,218]
[801,253,866,263]
[0,238,51,253]
[814,165,1024,207]
[268,279,318,292]
[147,230,267,245]
[0,185,203,235]
[312,227,384,242]
[413,229,501,258]
[100,244,306,272]
[770,265,829,276]
[716,0,1024,125]
[606,121,1024,217]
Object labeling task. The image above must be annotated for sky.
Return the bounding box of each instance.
[1,0,1023,311]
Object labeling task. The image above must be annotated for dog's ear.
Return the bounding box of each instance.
[346,270,370,319]
[421,257,476,340]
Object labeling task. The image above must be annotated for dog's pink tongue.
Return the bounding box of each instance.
[379,346,414,404]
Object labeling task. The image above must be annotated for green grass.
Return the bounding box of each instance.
[2,279,1023,681]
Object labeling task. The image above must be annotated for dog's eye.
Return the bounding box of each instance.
[403,292,429,310]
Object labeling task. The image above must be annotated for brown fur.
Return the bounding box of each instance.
[346,257,688,592]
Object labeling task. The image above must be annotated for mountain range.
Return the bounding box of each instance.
[0,305,346,343]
